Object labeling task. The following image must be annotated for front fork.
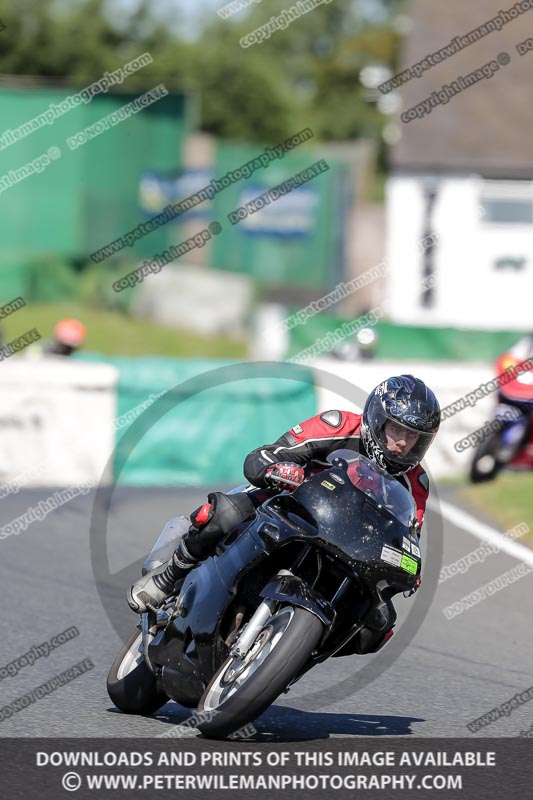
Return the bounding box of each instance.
[227,563,331,662]
[229,567,336,665]
[229,598,277,660]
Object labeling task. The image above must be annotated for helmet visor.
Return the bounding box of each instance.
[377,419,435,469]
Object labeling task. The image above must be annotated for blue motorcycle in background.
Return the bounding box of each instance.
[470,337,533,483]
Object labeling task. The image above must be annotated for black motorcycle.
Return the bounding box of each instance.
[107,451,421,739]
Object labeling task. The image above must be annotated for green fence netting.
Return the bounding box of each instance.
[288,314,530,363]
[209,141,350,290]
[0,85,191,263]
[78,355,317,486]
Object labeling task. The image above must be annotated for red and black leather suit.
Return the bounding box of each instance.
[242,409,429,526]
[184,409,429,565]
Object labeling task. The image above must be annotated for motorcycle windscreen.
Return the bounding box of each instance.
[290,454,420,567]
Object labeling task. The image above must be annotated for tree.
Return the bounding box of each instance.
[0,0,403,145]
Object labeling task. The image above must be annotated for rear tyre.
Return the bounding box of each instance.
[197,605,323,739]
[470,432,504,483]
[107,628,168,715]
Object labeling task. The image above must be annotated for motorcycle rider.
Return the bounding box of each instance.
[128,374,440,654]
[507,332,533,363]
[491,333,533,466]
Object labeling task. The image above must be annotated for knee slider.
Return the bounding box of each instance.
[186,492,255,559]
[206,491,256,533]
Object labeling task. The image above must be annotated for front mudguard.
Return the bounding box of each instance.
[259,573,334,630]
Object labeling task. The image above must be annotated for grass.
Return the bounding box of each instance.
[457,472,533,545]
[1,303,247,359]
[434,474,467,487]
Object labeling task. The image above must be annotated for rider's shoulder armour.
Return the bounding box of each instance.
[417,470,429,492]
[320,410,343,428]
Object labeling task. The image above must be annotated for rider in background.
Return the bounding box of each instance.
[44,318,86,356]
[507,333,533,363]
[492,332,533,462]
[128,375,440,653]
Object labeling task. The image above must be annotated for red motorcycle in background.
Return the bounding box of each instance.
[470,335,533,483]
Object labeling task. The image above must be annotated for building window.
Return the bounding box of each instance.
[494,257,527,271]
[482,198,533,224]
[481,182,533,224]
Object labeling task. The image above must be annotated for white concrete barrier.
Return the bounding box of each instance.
[311,359,497,478]
[132,264,253,337]
[0,359,117,487]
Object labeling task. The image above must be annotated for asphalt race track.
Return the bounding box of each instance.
[1,483,532,740]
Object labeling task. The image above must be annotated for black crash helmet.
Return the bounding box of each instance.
[361,375,441,475]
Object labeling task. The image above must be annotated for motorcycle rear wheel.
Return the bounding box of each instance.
[469,432,505,483]
[197,605,323,739]
[107,627,168,715]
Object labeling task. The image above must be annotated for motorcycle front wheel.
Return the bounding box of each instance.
[197,605,323,739]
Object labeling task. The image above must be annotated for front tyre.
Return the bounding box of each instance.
[107,627,168,715]
[197,606,323,739]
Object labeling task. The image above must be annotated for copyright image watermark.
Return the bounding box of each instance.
[115,391,166,431]
[240,0,332,48]
[439,522,529,583]
[67,84,168,151]
[517,35,533,54]
[519,720,533,737]
[283,265,439,365]
[441,356,533,422]
[0,296,25,320]
[0,149,61,196]
[0,626,80,680]
[277,230,439,334]
[401,53,510,124]
[111,222,222,293]
[288,307,384,365]
[453,406,523,453]
[227,722,257,739]
[158,708,257,739]
[227,159,330,226]
[0,463,47,500]
[0,328,42,361]
[443,560,533,620]
[218,0,263,20]
[158,710,218,738]
[0,658,94,723]
[91,128,313,263]
[380,0,533,94]
[278,262,388,333]
[467,682,533,733]
[0,482,93,541]
[0,53,153,153]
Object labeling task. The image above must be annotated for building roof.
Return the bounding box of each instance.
[391,0,533,177]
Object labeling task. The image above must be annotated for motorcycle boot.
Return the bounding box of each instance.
[127,540,198,614]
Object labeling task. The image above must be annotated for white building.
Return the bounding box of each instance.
[385,0,533,330]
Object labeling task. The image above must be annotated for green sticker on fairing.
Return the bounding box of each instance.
[401,553,418,574]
